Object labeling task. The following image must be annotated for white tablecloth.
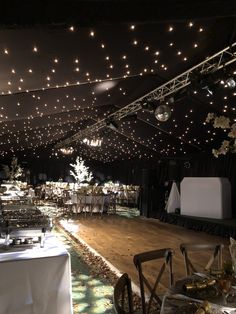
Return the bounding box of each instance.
[0,234,73,314]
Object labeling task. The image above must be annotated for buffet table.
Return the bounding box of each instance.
[0,234,73,314]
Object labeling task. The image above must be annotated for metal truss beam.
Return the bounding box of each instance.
[55,42,236,149]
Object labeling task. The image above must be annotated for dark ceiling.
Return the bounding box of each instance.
[1,1,236,163]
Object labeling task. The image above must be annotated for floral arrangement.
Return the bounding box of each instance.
[206,113,236,157]
[70,156,93,184]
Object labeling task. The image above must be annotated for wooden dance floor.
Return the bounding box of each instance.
[63,212,231,291]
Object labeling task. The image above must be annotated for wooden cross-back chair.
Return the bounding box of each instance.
[113,273,134,314]
[90,194,104,216]
[133,248,174,314]
[107,193,117,214]
[76,193,86,214]
[180,243,224,276]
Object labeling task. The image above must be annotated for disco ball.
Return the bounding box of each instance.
[154,105,171,122]
[226,77,236,89]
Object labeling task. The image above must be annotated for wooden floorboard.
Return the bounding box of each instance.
[66,213,231,293]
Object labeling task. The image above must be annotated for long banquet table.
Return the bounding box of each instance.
[0,234,73,314]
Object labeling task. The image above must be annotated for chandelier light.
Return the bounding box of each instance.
[83,138,102,147]
[60,147,74,155]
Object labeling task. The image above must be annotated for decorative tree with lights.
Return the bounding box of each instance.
[2,157,23,181]
[70,157,93,184]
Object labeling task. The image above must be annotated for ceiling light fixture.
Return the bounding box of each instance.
[202,86,213,95]
[60,147,74,155]
[83,138,102,147]
[106,119,119,131]
[141,100,157,113]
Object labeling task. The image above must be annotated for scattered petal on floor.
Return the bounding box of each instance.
[53,227,115,313]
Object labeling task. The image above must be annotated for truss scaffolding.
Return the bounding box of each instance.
[55,42,236,149]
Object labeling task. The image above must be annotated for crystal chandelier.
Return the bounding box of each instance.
[60,147,74,155]
[83,138,102,147]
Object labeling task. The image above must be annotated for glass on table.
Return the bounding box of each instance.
[217,278,232,305]
[209,268,224,278]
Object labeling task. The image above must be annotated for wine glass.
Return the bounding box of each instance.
[218,278,232,305]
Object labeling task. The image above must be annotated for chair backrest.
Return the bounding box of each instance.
[92,195,105,206]
[133,248,174,314]
[77,193,86,204]
[113,273,134,314]
[180,243,224,276]
[90,195,105,214]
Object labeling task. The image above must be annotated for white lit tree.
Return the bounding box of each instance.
[70,157,93,184]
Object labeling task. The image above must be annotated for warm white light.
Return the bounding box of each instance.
[83,138,102,147]
[60,147,74,155]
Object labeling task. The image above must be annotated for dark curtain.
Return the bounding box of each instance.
[2,151,235,218]
[104,153,236,218]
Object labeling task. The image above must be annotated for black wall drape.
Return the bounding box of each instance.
[2,152,236,218]
[101,154,236,218]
